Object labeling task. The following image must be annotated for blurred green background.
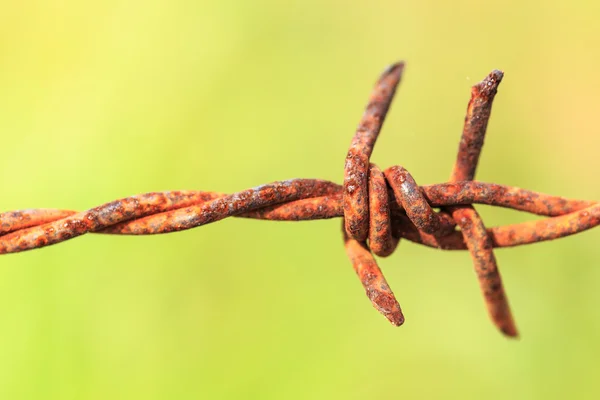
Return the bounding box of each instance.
[1,1,599,399]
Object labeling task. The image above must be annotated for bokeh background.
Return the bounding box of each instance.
[1,1,599,399]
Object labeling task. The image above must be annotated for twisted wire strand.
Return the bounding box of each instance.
[2,183,596,246]
[1,62,598,337]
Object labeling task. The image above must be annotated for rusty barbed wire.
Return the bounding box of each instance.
[1,62,598,337]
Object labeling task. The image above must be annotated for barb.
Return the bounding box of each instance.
[447,70,517,337]
[1,63,598,337]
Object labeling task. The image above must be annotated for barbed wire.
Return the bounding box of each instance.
[1,62,598,337]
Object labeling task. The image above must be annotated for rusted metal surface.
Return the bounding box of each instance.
[368,164,398,257]
[343,227,404,326]
[450,206,517,337]
[1,63,597,337]
[447,70,516,337]
[385,165,453,235]
[1,209,77,234]
[343,62,404,241]
[450,70,503,182]
[0,181,338,253]
[400,203,600,249]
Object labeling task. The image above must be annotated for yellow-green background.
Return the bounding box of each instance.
[1,1,599,399]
